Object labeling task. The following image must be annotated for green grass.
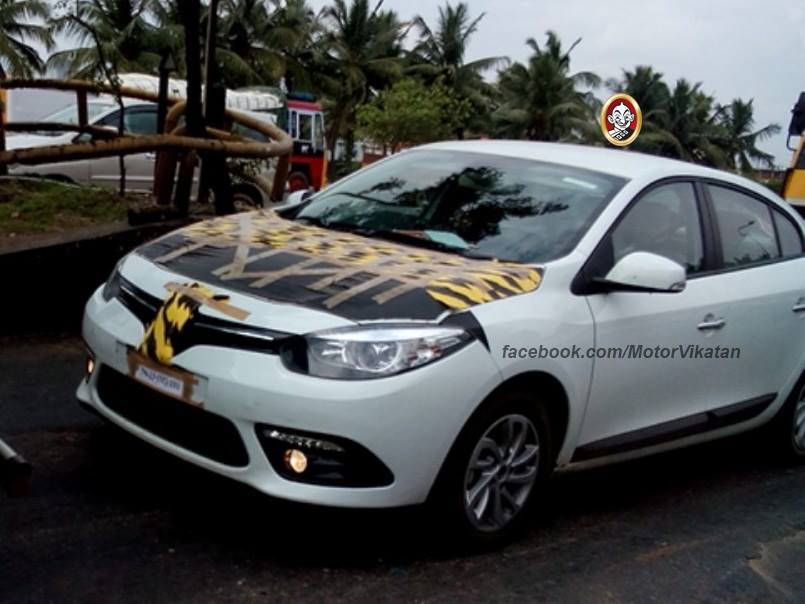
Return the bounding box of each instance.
[0,179,131,237]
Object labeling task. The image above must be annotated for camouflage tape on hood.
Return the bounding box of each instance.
[136,211,543,321]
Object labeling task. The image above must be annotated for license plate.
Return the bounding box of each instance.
[126,348,203,407]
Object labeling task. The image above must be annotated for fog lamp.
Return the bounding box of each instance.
[284,448,308,474]
[86,356,95,381]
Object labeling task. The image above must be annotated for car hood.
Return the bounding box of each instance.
[6,132,73,149]
[135,211,543,323]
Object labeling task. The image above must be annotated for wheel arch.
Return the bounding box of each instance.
[490,371,571,457]
[428,369,571,502]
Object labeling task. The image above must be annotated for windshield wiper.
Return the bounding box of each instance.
[295,216,376,236]
[296,218,501,261]
[461,251,501,261]
[370,230,470,255]
[316,191,391,205]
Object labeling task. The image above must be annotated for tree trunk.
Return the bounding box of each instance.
[116,95,126,197]
[0,77,8,177]
[177,0,205,214]
[197,0,221,206]
[181,1,205,140]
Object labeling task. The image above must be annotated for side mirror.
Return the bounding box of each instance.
[596,251,686,293]
[73,126,119,144]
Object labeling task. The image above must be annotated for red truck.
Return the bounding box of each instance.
[287,93,328,192]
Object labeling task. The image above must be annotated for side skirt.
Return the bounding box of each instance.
[571,394,777,463]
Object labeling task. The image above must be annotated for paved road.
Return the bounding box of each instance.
[2,335,804,603]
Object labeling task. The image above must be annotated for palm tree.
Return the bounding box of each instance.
[609,69,734,168]
[214,0,277,87]
[0,0,53,78]
[320,0,406,158]
[656,79,728,167]
[263,0,321,91]
[608,65,670,121]
[492,32,599,141]
[607,65,674,151]
[410,2,506,137]
[150,0,186,74]
[717,98,780,172]
[48,0,170,79]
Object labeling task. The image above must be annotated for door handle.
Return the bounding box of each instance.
[698,314,726,331]
[794,298,805,313]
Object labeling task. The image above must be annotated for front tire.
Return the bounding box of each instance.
[430,392,554,548]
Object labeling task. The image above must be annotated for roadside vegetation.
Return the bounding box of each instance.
[0,179,129,238]
[0,0,785,180]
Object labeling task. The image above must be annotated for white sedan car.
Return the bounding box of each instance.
[78,141,805,545]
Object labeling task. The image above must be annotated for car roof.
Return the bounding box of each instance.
[420,140,760,188]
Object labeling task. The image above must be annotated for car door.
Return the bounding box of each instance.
[89,105,157,192]
[574,179,761,460]
[696,183,805,408]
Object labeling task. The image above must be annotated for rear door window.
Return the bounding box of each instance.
[772,207,804,257]
[708,185,780,267]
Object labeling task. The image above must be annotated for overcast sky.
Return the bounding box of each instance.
[310,0,805,167]
[29,0,805,167]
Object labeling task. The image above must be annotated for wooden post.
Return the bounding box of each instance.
[76,89,88,127]
[271,153,291,202]
[174,151,197,214]
[199,86,234,213]
[154,102,186,205]
[154,151,178,205]
[156,52,176,135]
[154,54,175,206]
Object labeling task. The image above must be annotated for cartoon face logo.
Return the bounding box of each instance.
[601,94,642,147]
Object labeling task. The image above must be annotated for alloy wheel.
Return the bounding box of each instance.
[793,385,805,453]
[463,414,540,532]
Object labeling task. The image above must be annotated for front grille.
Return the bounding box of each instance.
[96,365,249,467]
[117,276,290,355]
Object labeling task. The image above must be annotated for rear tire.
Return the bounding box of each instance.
[231,184,264,209]
[429,391,554,549]
[770,374,805,462]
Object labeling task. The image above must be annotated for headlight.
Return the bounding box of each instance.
[281,325,474,379]
[101,259,125,301]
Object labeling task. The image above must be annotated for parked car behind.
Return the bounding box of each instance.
[7,98,277,206]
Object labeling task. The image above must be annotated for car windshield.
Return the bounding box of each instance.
[42,103,113,126]
[293,149,626,263]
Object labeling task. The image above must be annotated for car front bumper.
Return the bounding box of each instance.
[77,286,503,508]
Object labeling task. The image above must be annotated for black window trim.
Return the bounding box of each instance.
[572,176,805,295]
[571,176,712,295]
[698,178,805,276]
